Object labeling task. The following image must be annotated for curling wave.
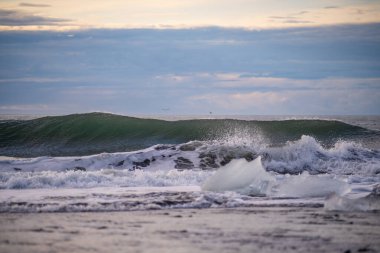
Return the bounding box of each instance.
[0,112,377,157]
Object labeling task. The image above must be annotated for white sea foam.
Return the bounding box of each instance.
[202,157,351,198]
[202,157,275,196]
[263,135,380,175]
[0,186,325,213]
[325,185,380,211]
[272,172,349,198]
[0,169,212,189]
[0,135,379,194]
[1,135,378,177]
[0,155,377,213]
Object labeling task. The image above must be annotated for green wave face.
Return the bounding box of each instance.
[0,113,376,157]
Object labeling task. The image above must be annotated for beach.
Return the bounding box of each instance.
[1,114,380,252]
[1,206,379,253]
[1,1,380,251]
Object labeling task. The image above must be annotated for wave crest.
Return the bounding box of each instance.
[1,112,376,157]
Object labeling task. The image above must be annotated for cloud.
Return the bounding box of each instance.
[0,9,70,26]
[324,6,340,9]
[19,3,51,8]
[268,16,291,19]
[188,88,380,115]
[0,77,75,83]
[0,25,379,114]
[268,14,313,24]
[355,9,366,15]
[292,11,309,16]
[61,87,123,97]
[156,72,380,92]
[0,25,379,80]
[173,74,380,114]
[281,19,313,24]
[0,104,50,111]
[190,92,289,111]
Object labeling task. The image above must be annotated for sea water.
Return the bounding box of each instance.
[0,113,379,212]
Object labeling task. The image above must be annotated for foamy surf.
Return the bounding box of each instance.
[202,157,350,198]
[0,155,377,213]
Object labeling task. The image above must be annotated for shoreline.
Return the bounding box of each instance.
[1,206,379,253]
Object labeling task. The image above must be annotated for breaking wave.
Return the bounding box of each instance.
[0,112,377,157]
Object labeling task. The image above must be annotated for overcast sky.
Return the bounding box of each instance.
[0,1,379,115]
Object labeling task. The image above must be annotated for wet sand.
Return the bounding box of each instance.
[0,207,379,253]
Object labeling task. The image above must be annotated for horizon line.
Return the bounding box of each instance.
[1,21,380,33]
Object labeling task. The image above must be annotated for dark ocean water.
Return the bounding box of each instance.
[0,112,379,157]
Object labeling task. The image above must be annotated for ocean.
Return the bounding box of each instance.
[0,113,379,212]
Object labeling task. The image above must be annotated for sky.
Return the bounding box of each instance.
[0,0,379,115]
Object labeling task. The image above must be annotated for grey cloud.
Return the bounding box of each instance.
[269,10,308,20]
[269,14,312,24]
[269,16,313,24]
[0,24,379,114]
[355,9,365,15]
[19,3,51,8]
[324,6,340,9]
[0,9,70,26]
[269,16,293,19]
[282,19,314,24]
[293,11,309,16]
[1,24,379,81]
